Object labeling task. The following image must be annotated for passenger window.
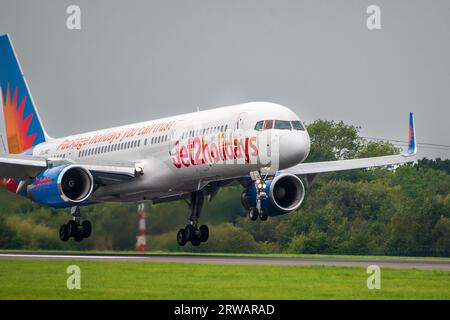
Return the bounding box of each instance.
[263,120,273,130]
[274,120,292,130]
[291,120,305,131]
[254,121,264,131]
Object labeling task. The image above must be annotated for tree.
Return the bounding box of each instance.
[305,120,363,162]
[356,141,399,158]
[0,215,21,249]
[432,216,450,256]
[415,158,450,175]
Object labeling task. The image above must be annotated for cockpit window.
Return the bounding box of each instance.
[274,120,292,130]
[263,120,273,129]
[291,120,305,131]
[256,120,298,130]
[254,120,264,131]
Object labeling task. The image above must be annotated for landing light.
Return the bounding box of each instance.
[255,180,266,190]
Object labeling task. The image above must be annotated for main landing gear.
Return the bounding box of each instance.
[59,206,92,242]
[177,191,209,247]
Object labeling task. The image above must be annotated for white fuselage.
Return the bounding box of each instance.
[31,102,311,202]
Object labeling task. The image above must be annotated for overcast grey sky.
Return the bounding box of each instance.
[0,0,449,159]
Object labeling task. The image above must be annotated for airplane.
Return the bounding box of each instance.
[0,34,417,246]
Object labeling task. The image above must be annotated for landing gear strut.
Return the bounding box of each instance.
[177,191,209,246]
[59,206,92,242]
[248,171,269,222]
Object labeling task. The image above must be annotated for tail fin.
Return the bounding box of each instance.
[0,34,47,154]
[407,112,417,156]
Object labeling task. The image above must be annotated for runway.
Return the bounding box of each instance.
[1,251,450,270]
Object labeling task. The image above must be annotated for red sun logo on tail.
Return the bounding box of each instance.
[2,83,37,154]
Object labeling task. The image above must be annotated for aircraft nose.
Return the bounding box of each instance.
[278,131,310,169]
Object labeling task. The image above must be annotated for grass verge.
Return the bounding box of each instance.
[0,259,449,299]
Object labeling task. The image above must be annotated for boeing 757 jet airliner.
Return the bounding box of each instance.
[0,34,416,246]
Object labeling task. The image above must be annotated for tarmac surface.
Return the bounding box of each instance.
[1,251,450,270]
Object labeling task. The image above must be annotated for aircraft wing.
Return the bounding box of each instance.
[284,112,417,176]
[0,154,141,185]
[0,154,47,179]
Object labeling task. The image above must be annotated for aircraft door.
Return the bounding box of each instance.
[236,112,248,131]
[169,120,184,156]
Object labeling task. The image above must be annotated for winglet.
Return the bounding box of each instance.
[407,112,417,156]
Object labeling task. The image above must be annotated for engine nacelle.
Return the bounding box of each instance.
[243,173,305,216]
[28,164,94,208]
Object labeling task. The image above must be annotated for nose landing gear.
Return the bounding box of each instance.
[177,190,210,246]
[248,171,269,222]
[59,206,92,242]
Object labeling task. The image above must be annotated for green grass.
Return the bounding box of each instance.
[0,259,449,299]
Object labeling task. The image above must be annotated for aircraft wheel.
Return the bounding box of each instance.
[59,224,70,242]
[177,229,187,246]
[191,237,201,247]
[67,220,78,237]
[184,224,197,241]
[74,233,84,242]
[248,208,258,221]
[199,225,209,242]
[259,208,268,221]
[81,220,92,238]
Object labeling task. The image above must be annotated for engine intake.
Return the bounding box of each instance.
[29,164,94,208]
[58,166,94,202]
[269,173,305,213]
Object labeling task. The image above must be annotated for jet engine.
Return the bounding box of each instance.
[28,164,94,208]
[242,173,305,216]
